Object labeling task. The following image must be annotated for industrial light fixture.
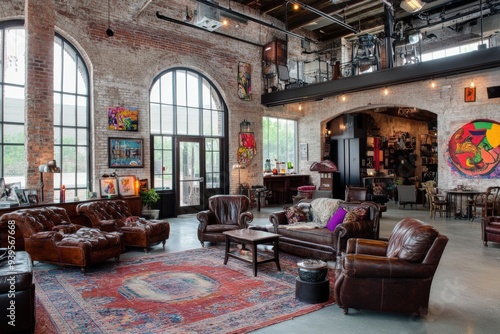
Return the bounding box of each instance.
[39,160,61,202]
[240,119,251,133]
[400,0,425,13]
[105,0,114,37]
[184,6,193,22]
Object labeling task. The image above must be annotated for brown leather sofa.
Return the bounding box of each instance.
[481,216,500,246]
[268,200,380,261]
[334,218,448,316]
[77,199,170,252]
[0,251,35,334]
[196,195,254,246]
[0,207,123,272]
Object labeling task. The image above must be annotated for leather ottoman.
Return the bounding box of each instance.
[0,251,35,333]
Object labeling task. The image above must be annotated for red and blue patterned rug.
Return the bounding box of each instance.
[34,247,335,333]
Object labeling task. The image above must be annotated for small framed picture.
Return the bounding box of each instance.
[24,189,39,205]
[117,175,136,197]
[139,179,149,193]
[15,189,29,206]
[100,177,119,198]
[465,87,476,102]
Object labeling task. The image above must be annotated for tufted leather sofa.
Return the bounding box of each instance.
[196,195,254,246]
[0,207,123,272]
[268,200,380,261]
[0,251,35,333]
[334,218,448,316]
[76,199,170,252]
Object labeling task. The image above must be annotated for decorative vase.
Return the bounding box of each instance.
[297,259,328,282]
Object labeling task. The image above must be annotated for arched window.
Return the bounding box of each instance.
[53,35,90,200]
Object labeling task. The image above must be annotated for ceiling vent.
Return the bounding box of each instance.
[195,2,223,31]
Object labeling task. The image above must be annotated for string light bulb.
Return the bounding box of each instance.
[341,94,346,102]
[470,80,475,88]
[384,87,389,95]
[293,4,300,10]
[298,103,302,111]
[431,79,436,88]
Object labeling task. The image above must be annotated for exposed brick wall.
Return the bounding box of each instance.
[25,0,56,201]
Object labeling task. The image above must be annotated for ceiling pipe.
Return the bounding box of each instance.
[192,0,316,44]
[156,12,264,47]
[287,0,358,33]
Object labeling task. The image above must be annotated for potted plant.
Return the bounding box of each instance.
[140,188,160,219]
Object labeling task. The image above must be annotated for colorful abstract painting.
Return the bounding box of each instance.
[237,132,256,166]
[448,119,500,177]
[237,62,252,101]
[108,107,139,131]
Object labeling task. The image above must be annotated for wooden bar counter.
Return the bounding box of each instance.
[264,174,310,205]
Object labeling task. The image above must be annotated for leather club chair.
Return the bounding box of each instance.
[196,195,254,246]
[0,207,124,272]
[77,199,170,252]
[334,218,448,316]
[481,216,500,246]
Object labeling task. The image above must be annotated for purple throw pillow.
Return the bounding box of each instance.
[325,208,347,231]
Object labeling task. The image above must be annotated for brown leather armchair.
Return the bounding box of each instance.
[334,218,448,316]
[0,207,124,272]
[196,195,253,246]
[345,186,367,202]
[481,216,500,246]
[77,199,170,252]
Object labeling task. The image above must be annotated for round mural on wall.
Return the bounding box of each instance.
[448,119,500,177]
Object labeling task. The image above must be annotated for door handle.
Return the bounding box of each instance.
[199,177,204,183]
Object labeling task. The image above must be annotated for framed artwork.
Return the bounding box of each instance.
[108,137,144,168]
[24,189,39,205]
[118,175,136,197]
[465,87,476,102]
[100,177,119,198]
[237,62,252,101]
[299,143,308,161]
[108,106,138,131]
[139,179,149,193]
[15,189,28,206]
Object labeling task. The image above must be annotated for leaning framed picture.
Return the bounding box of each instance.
[24,189,39,205]
[117,175,136,197]
[15,189,29,206]
[139,179,149,193]
[100,177,119,198]
[108,137,144,168]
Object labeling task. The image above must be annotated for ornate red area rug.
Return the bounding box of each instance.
[34,247,335,333]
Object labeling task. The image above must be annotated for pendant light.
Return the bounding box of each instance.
[106,0,114,37]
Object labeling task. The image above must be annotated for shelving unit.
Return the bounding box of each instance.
[420,133,438,181]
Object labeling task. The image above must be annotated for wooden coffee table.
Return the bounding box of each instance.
[223,229,281,277]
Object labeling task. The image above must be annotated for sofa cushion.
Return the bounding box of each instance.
[325,208,347,231]
[343,206,370,224]
[310,198,343,226]
[285,206,307,224]
[278,225,335,245]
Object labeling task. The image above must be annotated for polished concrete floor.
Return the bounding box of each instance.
[36,201,500,333]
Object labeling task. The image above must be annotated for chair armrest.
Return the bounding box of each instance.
[341,254,436,278]
[269,211,288,230]
[239,211,254,228]
[335,219,376,253]
[346,238,388,255]
[196,210,217,231]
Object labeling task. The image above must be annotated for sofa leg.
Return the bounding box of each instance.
[162,240,166,248]
[343,308,348,315]
[81,267,87,274]
[483,240,488,247]
[115,255,120,262]
[144,248,149,253]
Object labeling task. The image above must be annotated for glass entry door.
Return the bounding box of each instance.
[177,138,204,214]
